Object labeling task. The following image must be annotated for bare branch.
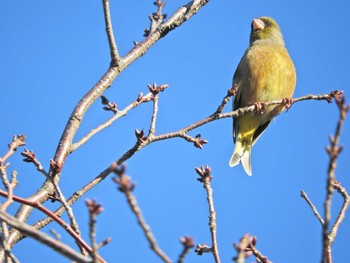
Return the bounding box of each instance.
[18,146,85,255]
[10,2,211,243]
[195,165,220,263]
[215,84,238,114]
[144,0,167,37]
[102,0,120,65]
[112,165,171,263]
[85,199,104,262]
[0,190,106,262]
[300,190,324,225]
[31,92,341,238]
[146,83,169,137]
[178,236,195,263]
[329,181,350,246]
[54,0,211,171]
[233,234,271,263]
[72,92,154,152]
[147,91,340,147]
[96,237,112,250]
[0,135,26,164]
[20,148,49,177]
[233,234,251,263]
[0,210,93,263]
[0,168,19,263]
[322,94,349,263]
[53,183,86,255]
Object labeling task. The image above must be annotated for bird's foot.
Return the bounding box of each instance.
[282,97,293,110]
[254,101,267,115]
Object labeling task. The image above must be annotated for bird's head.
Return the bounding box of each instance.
[249,16,285,46]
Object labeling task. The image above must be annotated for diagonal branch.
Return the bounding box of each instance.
[300,190,324,225]
[0,190,106,263]
[112,166,171,263]
[71,92,154,152]
[0,210,93,263]
[329,181,350,246]
[178,236,194,263]
[54,0,211,171]
[10,0,211,248]
[233,234,271,263]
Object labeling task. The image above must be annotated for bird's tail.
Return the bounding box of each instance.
[229,141,252,176]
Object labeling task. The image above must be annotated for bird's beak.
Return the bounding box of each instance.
[252,18,265,31]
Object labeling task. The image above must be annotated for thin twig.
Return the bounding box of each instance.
[148,92,340,146]
[49,229,62,241]
[148,94,159,136]
[71,92,153,152]
[195,165,220,263]
[53,182,86,255]
[215,84,237,114]
[19,147,86,255]
[11,1,211,247]
[0,168,19,263]
[102,0,120,65]
[249,243,272,263]
[112,165,171,263]
[178,236,194,263]
[300,190,324,225]
[0,170,18,211]
[96,237,112,250]
[322,95,349,263]
[233,234,271,263]
[30,92,341,238]
[21,148,49,177]
[144,0,167,37]
[53,0,211,170]
[329,181,350,246]
[126,191,171,262]
[233,234,251,263]
[85,199,104,262]
[0,210,93,263]
[0,135,26,164]
[0,190,106,263]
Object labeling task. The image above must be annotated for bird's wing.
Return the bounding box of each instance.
[232,53,246,143]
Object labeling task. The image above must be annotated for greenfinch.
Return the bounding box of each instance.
[229,17,296,176]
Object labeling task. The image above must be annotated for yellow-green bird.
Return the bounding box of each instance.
[229,16,296,176]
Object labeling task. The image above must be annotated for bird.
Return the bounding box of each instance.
[229,16,296,176]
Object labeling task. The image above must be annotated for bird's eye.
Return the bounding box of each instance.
[264,20,272,27]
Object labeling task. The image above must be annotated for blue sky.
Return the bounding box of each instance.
[1,1,350,262]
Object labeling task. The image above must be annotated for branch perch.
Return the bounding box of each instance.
[29,91,342,239]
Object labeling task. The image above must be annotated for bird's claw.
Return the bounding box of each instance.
[254,101,267,115]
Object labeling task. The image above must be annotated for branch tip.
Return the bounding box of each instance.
[144,0,167,37]
[85,198,104,216]
[147,82,169,95]
[112,164,136,192]
[193,134,208,149]
[180,236,195,249]
[195,165,212,183]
